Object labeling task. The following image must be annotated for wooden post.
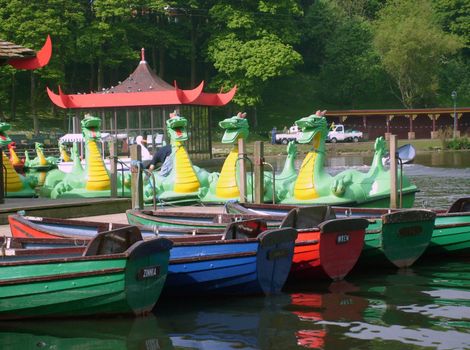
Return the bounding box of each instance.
[253,141,264,204]
[130,144,144,210]
[109,141,117,198]
[238,138,247,203]
[390,134,398,209]
[0,147,4,204]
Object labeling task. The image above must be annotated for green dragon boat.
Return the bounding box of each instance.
[0,226,173,320]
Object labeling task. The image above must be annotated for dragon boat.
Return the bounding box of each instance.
[143,111,209,204]
[277,110,418,207]
[125,206,369,281]
[40,114,131,198]
[224,201,436,268]
[7,142,25,173]
[200,112,297,203]
[24,142,58,172]
[0,226,173,319]
[0,123,36,197]
[7,216,298,296]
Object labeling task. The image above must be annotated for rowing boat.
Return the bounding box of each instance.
[0,226,172,319]
[224,202,437,268]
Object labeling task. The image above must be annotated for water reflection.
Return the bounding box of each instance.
[289,261,470,350]
[1,260,469,350]
[0,316,173,350]
[156,294,298,349]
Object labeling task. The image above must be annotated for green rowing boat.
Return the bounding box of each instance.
[358,210,436,268]
[0,226,173,319]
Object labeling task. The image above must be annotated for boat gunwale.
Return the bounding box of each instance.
[0,267,124,286]
[169,251,257,265]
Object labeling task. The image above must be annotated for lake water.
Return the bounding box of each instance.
[1,151,469,350]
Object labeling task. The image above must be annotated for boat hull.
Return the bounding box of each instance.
[0,233,172,319]
[8,215,297,296]
[165,227,296,296]
[224,203,436,268]
[290,221,365,281]
[126,209,368,281]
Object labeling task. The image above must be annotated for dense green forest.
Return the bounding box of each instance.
[0,0,468,135]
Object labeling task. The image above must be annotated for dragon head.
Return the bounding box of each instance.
[35,142,44,152]
[166,111,188,142]
[218,112,249,144]
[81,114,102,141]
[0,122,12,147]
[295,110,328,146]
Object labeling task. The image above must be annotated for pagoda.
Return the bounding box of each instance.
[47,49,236,159]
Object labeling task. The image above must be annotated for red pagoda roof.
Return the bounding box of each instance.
[47,48,236,108]
[0,35,52,70]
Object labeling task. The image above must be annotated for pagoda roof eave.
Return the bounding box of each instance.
[190,86,237,106]
[47,83,202,109]
[47,81,236,109]
[7,35,52,70]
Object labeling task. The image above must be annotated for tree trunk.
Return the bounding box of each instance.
[151,46,157,71]
[190,17,197,87]
[31,72,39,136]
[159,46,165,79]
[10,73,16,121]
[97,57,104,91]
[89,60,95,92]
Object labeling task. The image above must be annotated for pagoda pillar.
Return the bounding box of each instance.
[407,114,416,140]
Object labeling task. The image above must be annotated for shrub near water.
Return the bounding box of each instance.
[439,126,470,150]
[446,137,470,150]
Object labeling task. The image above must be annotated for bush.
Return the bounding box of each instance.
[446,137,470,150]
[438,126,470,149]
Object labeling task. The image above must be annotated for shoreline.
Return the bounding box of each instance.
[211,138,445,158]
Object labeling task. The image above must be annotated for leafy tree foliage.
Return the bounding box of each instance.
[0,0,468,134]
[373,0,463,108]
[207,1,303,106]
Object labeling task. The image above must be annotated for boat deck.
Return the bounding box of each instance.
[0,197,225,236]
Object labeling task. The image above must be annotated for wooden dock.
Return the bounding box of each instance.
[0,197,132,225]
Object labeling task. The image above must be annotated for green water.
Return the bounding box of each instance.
[1,151,468,349]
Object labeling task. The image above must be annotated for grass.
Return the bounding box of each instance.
[212,138,444,158]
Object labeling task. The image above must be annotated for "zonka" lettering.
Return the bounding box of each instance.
[137,266,161,280]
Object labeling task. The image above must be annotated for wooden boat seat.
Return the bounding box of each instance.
[447,197,470,213]
[83,226,143,256]
[280,206,336,229]
[222,219,268,240]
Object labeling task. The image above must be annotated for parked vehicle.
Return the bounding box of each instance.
[274,125,302,144]
[327,124,363,143]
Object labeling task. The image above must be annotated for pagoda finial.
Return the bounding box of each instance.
[141,48,146,62]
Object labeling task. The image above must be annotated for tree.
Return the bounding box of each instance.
[317,9,386,108]
[373,0,463,108]
[206,1,303,107]
[0,0,85,133]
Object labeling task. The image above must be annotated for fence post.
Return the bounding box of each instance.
[130,144,143,210]
[109,141,117,198]
[253,141,264,204]
[390,135,397,209]
[0,147,4,204]
[238,139,247,203]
